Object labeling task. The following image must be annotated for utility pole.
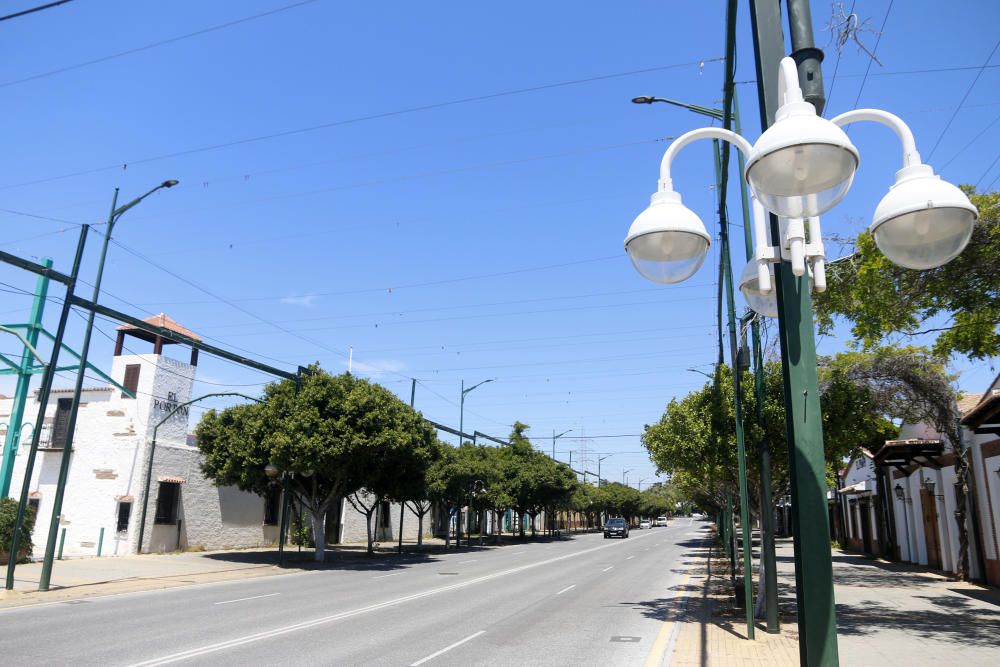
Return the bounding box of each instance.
[749,0,838,663]
[5,226,88,591]
[0,259,51,497]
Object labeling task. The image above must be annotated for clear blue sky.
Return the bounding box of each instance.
[2,0,998,487]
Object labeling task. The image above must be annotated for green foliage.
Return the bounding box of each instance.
[642,360,898,512]
[594,482,641,518]
[814,190,1000,360]
[0,497,36,562]
[195,366,438,558]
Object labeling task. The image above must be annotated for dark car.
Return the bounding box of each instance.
[604,517,629,539]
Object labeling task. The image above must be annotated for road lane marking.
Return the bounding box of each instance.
[602,566,614,572]
[374,572,404,579]
[128,532,655,667]
[409,630,485,666]
[556,584,576,595]
[214,593,279,606]
[626,556,635,560]
[459,559,477,564]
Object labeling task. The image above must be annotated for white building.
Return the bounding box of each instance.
[1,313,430,559]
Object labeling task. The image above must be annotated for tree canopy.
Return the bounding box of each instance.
[195,366,436,560]
[814,190,1000,360]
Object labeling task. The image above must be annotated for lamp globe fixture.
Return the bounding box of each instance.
[624,189,711,284]
[738,261,779,318]
[745,58,859,219]
[870,164,977,270]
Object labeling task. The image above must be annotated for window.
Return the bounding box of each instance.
[27,498,40,519]
[122,364,141,398]
[263,487,281,526]
[117,501,132,533]
[50,398,73,449]
[154,482,179,524]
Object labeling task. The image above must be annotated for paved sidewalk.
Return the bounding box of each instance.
[664,524,1000,666]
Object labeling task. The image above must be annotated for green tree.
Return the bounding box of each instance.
[814,190,1000,360]
[503,422,577,537]
[195,367,434,561]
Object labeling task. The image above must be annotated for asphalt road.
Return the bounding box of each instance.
[0,518,708,666]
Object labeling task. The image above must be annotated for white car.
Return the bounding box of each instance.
[639,520,652,530]
[653,516,669,527]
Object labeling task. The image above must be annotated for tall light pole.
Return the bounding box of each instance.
[636,87,776,636]
[597,454,614,487]
[459,378,493,445]
[38,180,179,591]
[622,468,632,485]
[552,428,572,459]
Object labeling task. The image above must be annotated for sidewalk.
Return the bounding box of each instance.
[665,524,1000,666]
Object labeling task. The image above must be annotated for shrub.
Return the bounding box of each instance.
[0,497,36,564]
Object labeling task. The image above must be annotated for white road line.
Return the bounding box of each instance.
[459,559,476,564]
[509,550,525,554]
[214,593,280,606]
[127,532,655,666]
[374,572,403,579]
[556,584,576,595]
[602,566,614,572]
[626,556,635,560]
[409,630,485,666]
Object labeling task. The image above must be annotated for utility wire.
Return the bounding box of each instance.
[0,0,322,87]
[0,0,74,22]
[850,0,893,111]
[0,57,719,191]
[927,35,1000,160]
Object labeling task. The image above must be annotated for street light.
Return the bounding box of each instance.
[37,179,179,591]
[596,454,614,488]
[552,428,572,460]
[622,468,632,485]
[459,378,494,445]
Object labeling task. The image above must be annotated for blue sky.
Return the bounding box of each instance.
[2,0,998,488]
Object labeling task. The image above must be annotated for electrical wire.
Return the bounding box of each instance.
[850,0,893,113]
[0,57,719,191]
[0,0,75,22]
[927,35,1000,160]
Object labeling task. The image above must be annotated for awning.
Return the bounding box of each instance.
[115,495,134,501]
[838,480,874,495]
[157,475,186,484]
[28,491,41,499]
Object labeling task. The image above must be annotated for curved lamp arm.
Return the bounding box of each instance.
[830,109,921,168]
[658,127,753,191]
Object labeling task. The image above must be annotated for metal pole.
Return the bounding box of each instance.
[714,139,756,638]
[57,528,66,560]
[39,191,121,591]
[459,379,465,446]
[0,259,51,497]
[97,527,104,557]
[749,0,838,662]
[5,225,88,591]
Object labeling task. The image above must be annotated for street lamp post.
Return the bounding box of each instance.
[552,428,572,460]
[622,468,632,485]
[625,17,976,661]
[37,180,178,591]
[459,378,494,445]
[597,454,613,488]
[640,91,765,635]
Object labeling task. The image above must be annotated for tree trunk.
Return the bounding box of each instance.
[311,509,326,562]
[365,508,375,554]
[416,512,424,548]
[754,546,766,619]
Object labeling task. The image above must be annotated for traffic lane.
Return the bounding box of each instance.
[189,530,675,666]
[0,537,588,664]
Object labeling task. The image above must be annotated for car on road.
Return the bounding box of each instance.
[604,518,629,539]
[653,516,669,527]
[639,519,652,530]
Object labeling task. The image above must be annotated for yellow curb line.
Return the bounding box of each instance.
[643,569,693,667]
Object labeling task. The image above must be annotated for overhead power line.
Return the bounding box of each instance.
[0,57,720,191]
[927,35,1000,160]
[0,0,74,23]
[0,0,322,87]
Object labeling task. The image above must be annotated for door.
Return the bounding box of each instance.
[920,488,942,569]
[859,500,873,555]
